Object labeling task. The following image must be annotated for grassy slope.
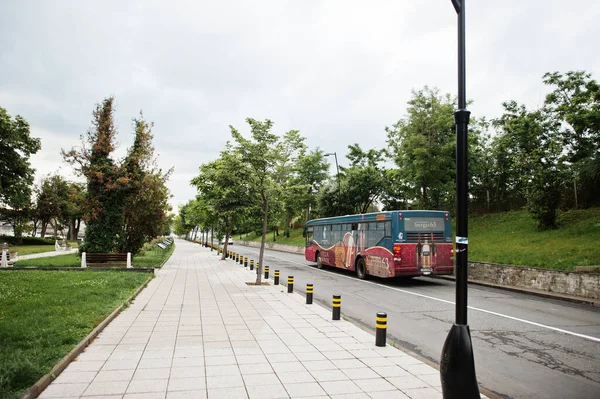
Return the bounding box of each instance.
[469,208,600,270]
[0,271,151,399]
[241,208,600,270]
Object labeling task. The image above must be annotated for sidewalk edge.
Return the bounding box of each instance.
[19,275,154,399]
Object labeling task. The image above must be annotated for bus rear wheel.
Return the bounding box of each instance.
[356,257,367,279]
[316,252,323,269]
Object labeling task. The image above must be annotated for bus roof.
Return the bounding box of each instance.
[305,210,449,226]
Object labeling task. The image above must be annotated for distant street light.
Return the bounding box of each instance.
[440,1,480,398]
[324,152,341,215]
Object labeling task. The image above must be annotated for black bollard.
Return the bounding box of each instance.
[264,266,269,279]
[306,284,313,304]
[332,295,341,320]
[287,276,294,293]
[376,312,387,347]
[249,259,254,271]
[244,257,248,267]
[274,270,280,285]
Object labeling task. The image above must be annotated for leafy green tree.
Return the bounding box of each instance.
[293,148,329,222]
[0,106,41,207]
[173,214,188,237]
[316,144,385,217]
[0,180,33,244]
[35,174,71,238]
[385,87,456,210]
[191,148,251,259]
[492,101,566,229]
[543,71,600,207]
[230,119,303,284]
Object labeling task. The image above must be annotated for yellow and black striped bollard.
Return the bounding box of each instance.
[249,259,254,271]
[244,257,248,268]
[306,283,313,304]
[376,312,387,347]
[256,263,260,275]
[274,270,280,285]
[239,255,243,265]
[332,294,341,320]
[264,266,269,279]
[287,276,294,293]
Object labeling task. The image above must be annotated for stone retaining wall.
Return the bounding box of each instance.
[237,240,600,300]
[468,262,600,299]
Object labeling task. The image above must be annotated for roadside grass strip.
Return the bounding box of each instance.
[0,271,151,399]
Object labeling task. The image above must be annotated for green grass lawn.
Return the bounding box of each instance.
[13,242,175,268]
[240,208,600,270]
[8,242,79,256]
[0,271,151,399]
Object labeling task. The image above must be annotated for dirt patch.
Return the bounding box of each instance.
[245,282,271,286]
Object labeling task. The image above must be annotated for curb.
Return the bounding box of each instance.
[3,267,154,273]
[156,242,176,268]
[19,275,154,399]
[436,275,600,307]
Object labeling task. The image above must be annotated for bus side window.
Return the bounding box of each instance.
[351,223,358,231]
[384,221,392,237]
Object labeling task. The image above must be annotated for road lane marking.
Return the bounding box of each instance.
[253,250,600,344]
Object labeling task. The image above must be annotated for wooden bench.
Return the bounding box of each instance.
[84,253,131,268]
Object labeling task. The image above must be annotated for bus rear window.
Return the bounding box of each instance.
[404,217,444,232]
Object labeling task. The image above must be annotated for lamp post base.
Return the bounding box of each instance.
[440,324,480,399]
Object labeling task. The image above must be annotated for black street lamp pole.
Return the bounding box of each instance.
[324,152,341,215]
[440,1,480,398]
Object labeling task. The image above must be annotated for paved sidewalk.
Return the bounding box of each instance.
[40,239,483,399]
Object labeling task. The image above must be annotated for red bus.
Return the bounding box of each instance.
[303,210,454,279]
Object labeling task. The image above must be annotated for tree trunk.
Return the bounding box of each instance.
[422,184,428,209]
[256,197,269,284]
[41,221,48,238]
[222,232,230,260]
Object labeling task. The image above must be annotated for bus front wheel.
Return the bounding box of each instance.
[316,252,323,269]
[356,257,367,279]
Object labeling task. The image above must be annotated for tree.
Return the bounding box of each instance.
[230,119,303,284]
[0,180,33,244]
[64,182,86,241]
[119,115,172,254]
[63,97,127,253]
[543,71,600,207]
[191,148,252,260]
[385,87,456,210]
[293,148,329,223]
[492,101,566,229]
[0,106,41,206]
[173,214,188,237]
[35,174,71,238]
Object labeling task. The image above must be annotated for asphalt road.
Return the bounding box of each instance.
[215,243,600,399]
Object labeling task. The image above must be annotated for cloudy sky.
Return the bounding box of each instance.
[1,0,599,212]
